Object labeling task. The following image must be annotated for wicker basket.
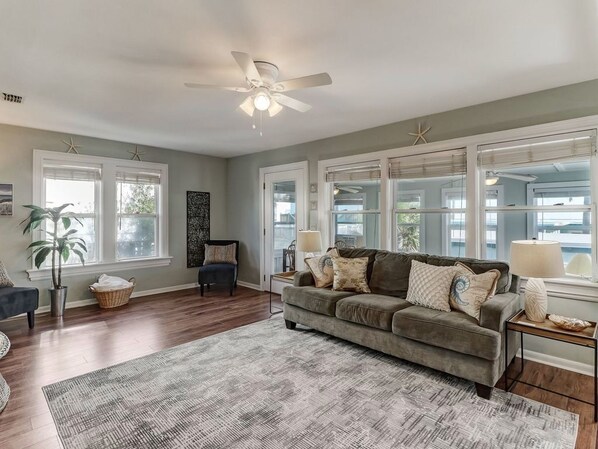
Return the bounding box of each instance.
[90,277,136,309]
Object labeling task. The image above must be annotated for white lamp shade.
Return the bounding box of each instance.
[510,240,565,278]
[566,253,592,277]
[297,230,322,253]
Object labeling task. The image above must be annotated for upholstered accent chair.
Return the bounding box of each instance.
[198,240,239,296]
[0,287,39,328]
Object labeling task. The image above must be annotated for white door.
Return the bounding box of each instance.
[262,165,307,293]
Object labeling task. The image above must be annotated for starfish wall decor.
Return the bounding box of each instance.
[62,137,82,154]
[408,123,431,145]
[129,146,145,161]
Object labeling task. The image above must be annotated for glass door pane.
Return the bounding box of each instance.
[272,181,296,273]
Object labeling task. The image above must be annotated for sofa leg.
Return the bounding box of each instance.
[285,319,296,330]
[27,311,35,329]
[200,284,204,296]
[474,383,493,400]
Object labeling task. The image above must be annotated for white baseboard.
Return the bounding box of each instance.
[517,348,593,377]
[26,281,262,315]
[237,280,262,291]
[29,282,200,315]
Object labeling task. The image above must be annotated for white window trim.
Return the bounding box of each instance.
[317,114,598,300]
[28,150,170,280]
[482,185,505,260]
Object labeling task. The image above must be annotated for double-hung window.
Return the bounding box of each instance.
[390,148,467,256]
[31,150,169,279]
[43,164,101,264]
[116,170,160,260]
[326,162,381,249]
[479,130,595,270]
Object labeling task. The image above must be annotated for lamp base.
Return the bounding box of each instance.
[524,277,548,322]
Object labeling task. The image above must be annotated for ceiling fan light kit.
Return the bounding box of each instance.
[485,171,538,184]
[185,51,332,125]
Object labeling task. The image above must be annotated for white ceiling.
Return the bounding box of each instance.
[1,1,598,158]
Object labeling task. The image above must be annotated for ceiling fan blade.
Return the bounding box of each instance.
[273,94,312,112]
[231,51,262,86]
[184,83,251,92]
[495,172,538,182]
[268,100,283,117]
[273,73,332,92]
[238,97,255,117]
[340,187,359,193]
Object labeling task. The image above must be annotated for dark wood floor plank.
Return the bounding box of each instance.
[0,287,595,448]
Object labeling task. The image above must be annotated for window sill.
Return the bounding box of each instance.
[520,277,598,303]
[26,257,173,282]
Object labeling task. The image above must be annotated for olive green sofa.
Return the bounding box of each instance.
[282,249,521,399]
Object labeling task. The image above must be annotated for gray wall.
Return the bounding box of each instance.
[0,123,228,307]
[227,78,598,285]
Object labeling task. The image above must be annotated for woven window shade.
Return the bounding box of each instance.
[478,130,596,169]
[389,148,466,179]
[116,171,160,185]
[325,162,381,182]
[43,165,101,181]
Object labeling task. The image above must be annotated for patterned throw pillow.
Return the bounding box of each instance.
[450,262,500,321]
[332,256,371,293]
[203,244,237,265]
[305,248,340,288]
[0,261,14,287]
[406,260,457,312]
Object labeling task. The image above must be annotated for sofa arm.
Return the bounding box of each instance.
[294,271,315,287]
[479,292,521,332]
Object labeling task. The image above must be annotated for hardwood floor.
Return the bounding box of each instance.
[0,286,595,448]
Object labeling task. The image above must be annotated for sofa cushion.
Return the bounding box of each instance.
[426,255,512,294]
[0,287,39,320]
[369,251,428,298]
[336,294,412,331]
[284,286,356,317]
[392,306,501,360]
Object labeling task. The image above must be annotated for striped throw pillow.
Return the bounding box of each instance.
[204,244,237,265]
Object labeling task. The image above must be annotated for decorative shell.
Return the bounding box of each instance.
[548,314,592,332]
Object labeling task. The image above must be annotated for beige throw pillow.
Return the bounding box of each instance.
[406,260,457,312]
[305,248,340,288]
[0,261,14,287]
[203,243,237,265]
[449,262,500,321]
[332,256,371,293]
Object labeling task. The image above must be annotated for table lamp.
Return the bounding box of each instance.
[565,253,592,278]
[510,240,565,322]
[297,230,322,258]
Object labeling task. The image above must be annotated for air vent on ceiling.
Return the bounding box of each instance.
[2,93,23,104]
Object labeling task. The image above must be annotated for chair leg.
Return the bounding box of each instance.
[207,284,210,291]
[27,311,35,329]
[200,284,204,296]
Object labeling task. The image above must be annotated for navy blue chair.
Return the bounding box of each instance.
[0,287,39,328]
[198,240,239,296]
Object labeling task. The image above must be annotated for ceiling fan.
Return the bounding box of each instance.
[185,51,332,117]
[485,171,538,185]
[334,185,363,195]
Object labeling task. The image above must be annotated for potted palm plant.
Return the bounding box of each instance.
[22,204,87,317]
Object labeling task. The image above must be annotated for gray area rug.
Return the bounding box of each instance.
[44,317,578,449]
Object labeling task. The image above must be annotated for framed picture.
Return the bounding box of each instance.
[0,184,13,216]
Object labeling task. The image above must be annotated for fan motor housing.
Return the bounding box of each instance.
[254,61,279,87]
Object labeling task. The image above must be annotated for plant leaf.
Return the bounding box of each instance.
[34,247,52,269]
[72,249,85,266]
[62,246,70,263]
[62,216,71,230]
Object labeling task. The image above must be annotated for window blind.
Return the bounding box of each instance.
[116,171,161,185]
[43,165,101,181]
[478,130,596,169]
[325,162,381,182]
[389,148,466,179]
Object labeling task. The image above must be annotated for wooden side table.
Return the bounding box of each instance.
[505,309,597,421]
[269,271,296,315]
